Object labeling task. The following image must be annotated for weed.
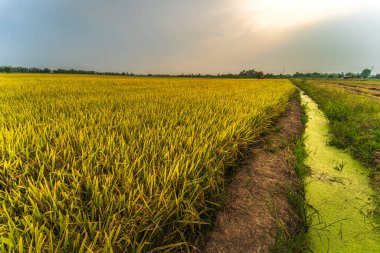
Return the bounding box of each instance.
[273,91,311,252]
[333,159,347,172]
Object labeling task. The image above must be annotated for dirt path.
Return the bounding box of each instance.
[202,98,303,253]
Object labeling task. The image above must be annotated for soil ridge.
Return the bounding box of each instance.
[202,98,303,253]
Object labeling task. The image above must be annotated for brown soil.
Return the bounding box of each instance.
[201,98,304,253]
[331,82,380,98]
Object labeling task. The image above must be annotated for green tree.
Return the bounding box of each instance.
[4,66,12,73]
[256,71,264,79]
[361,68,371,78]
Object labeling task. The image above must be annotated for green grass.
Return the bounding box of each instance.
[272,137,310,253]
[293,79,380,171]
[273,91,310,253]
[292,78,380,226]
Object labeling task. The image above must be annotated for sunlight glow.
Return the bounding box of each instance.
[243,0,380,31]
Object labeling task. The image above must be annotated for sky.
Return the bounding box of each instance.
[1,0,380,74]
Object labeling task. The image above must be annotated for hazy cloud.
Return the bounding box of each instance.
[0,0,379,74]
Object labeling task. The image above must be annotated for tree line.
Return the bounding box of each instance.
[1,66,379,79]
[0,66,135,76]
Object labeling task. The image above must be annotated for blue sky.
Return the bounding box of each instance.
[1,0,380,74]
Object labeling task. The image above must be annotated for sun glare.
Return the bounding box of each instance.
[243,0,379,31]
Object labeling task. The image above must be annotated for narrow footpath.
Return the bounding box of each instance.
[301,91,380,252]
[203,98,304,252]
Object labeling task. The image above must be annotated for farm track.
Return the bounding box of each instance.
[202,98,303,253]
[322,81,380,98]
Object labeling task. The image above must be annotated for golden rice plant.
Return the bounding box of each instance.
[0,74,294,252]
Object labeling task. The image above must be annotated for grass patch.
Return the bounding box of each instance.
[273,91,311,252]
[292,78,380,230]
[292,79,380,171]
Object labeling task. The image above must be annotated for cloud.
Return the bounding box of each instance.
[242,0,380,32]
[0,1,379,74]
[246,10,380,73]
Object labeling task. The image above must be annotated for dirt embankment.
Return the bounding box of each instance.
[201,98,304,253]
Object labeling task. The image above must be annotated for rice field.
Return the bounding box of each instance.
[306,79,380,98]
[0,74,294,252]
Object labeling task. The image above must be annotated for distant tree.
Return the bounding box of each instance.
[361,68,372,78]
[4,66,12,73]
[293,72,301,78]
[328,73,336,78]
[256,71,264,79]
[43,68,51,73]
[264,73,274,78]
[344,72,355,79]
[239,69,260,78]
